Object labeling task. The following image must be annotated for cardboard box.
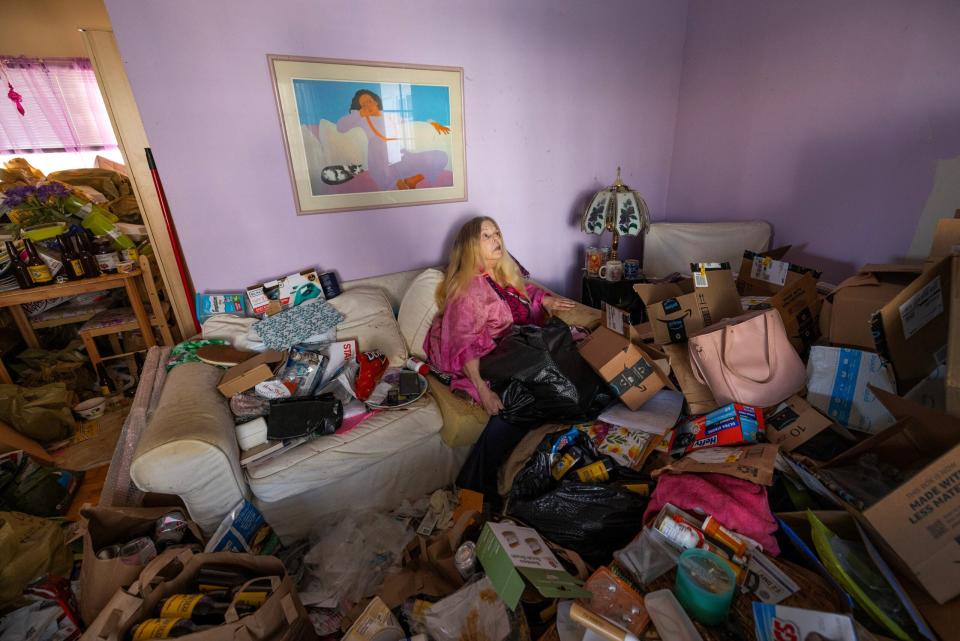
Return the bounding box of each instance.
[816,388,960,604]
[949,256,960,420]
[578,326,673,410]
[670,403,765,454]
[738,249,822,296]
[634,263,741,345]
[765,396,834,452]
[806,346,896,434]
[768,273,822,353]
[662,342,717,414]
[476,522,591,609]
[925,218,960,270]
[872,255,956,392]
[820,264,921,350]
[217,350,287,397]
[601,303,652,345]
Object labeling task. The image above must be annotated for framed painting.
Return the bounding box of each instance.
[268,55,467,215]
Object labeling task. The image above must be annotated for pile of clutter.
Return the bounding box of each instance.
[3,218,960,641]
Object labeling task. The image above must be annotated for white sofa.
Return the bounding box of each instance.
[129,267,472,542]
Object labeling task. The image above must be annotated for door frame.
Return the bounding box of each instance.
[80,28,195,339]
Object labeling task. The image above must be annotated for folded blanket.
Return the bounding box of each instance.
[253,300,344,350]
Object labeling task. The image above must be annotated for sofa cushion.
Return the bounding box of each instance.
[429,376,488,447]
[328,286,408,366]
[398,268,443,359]
[244,395,443,503]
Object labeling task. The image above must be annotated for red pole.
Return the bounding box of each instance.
[145,148,200,333]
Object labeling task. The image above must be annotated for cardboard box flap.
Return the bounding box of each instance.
[861,263,925,275]
[821,386,960,470]
[928,218,960,262]
[871,385,960,434]
[633,281,690,306]
[578,326,635,364]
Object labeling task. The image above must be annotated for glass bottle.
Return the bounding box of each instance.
[23,238,53,285]
[57,234,85,280]
[5,240,33,289]
[157,594,229,625]
[74,233,101,277]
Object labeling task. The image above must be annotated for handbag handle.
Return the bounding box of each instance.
[720,311,779,384]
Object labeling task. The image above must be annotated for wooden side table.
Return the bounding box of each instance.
[0,271,156,383]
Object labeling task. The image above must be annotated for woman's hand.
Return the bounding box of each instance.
[477,385,504,416]
[543,295,577,314]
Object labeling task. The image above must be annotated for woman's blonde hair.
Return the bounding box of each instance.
[436,216,528,311]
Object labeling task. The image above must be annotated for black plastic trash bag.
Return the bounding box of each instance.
[480,317,610,427]
[507,481,647,566]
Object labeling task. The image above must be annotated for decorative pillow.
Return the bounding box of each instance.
[397,268,443,360]
[328,286,408,366]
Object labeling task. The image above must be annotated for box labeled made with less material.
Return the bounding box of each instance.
[670,403,765,454]
[634,263,741,345]
[476,522,591,609]
[578,326,673,410]
[817,388,960,604]
[217,350,287,397]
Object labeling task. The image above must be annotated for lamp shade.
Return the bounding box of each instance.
[580,168,650,238]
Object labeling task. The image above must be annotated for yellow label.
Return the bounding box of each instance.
[70,258,84,276]
[132,618,181,640]
[160,594,202,618]
[551,452,577,480]
[234,590,267,608]
[575,461,609,483]
[121,247,139,261]
[27,265,52,282]
[624,483,650,496]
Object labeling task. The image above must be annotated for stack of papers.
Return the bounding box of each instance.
[598,389,684,435]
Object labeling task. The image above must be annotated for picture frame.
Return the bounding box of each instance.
[268,55,467,215]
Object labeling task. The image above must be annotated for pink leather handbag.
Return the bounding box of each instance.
[688,309,805,407]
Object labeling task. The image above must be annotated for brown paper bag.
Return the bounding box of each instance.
[378,510,480,610]
[78,505,204,626]
[82,548,316,641]
[652,443,780,485]
[0,511,72,611]
[662,343,717,414]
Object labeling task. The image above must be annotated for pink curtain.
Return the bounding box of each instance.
[0,57,117,154]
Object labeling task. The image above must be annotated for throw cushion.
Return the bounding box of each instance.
[328,286,408,366]
[397,268,443,360]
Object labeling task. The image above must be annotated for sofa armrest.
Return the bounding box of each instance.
[553,301,602,330]
[130,362,247,535]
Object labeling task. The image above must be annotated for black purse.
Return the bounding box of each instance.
[266,393,343,440]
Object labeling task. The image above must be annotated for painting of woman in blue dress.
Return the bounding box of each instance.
[294,80,455,196]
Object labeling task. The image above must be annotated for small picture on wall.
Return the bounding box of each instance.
[269,55,467,215]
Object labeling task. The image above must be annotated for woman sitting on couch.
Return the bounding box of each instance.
[425,216,575,496]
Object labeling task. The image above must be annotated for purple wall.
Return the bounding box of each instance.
[665,0,960,282]
[103,0,688,295]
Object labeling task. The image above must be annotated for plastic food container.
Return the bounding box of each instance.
[674,548,736,625]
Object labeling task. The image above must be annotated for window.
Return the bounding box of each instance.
[0,57,117,155]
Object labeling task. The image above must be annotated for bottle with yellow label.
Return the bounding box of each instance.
[22,239,52,284]
[157,594,228,625]
[574,459,615,484]
[129,618,203,640]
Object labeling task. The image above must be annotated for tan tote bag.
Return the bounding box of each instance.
[688,309,805,408]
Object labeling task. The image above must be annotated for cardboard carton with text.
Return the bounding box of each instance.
[634,263,741,345]
[738,249,822,296]
[578,326,673,411]
[816,387,960,604]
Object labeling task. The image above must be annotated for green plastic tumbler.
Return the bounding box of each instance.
[674,548,736,625]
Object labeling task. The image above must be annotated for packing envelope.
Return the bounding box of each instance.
[805,346,896,434]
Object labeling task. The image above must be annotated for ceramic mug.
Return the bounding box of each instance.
[624,258,641,280]
[598,260,624,282]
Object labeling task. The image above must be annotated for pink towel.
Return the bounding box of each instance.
[643,472,780,555]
